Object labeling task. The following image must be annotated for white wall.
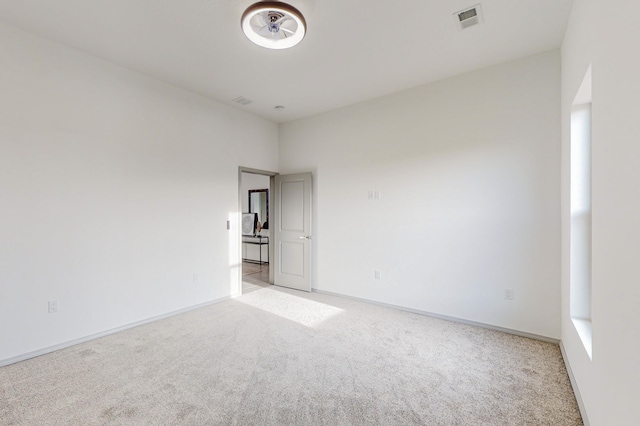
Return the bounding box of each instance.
[280,51,561,338]
[0,23,278,363]
[561,0,640,424]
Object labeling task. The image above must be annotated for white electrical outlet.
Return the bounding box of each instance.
[374,190,380,200]
[48,300,58,313]
[504,288,514,300]
[374,270,381,280]
[368,191,374,200]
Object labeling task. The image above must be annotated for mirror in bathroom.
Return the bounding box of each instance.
[248,189,268,229]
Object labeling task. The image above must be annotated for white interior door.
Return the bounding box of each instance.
[274,172,312,292]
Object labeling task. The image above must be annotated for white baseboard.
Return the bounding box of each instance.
[559,341,590,426]
[0,296,231,368]
[312,288,560,344]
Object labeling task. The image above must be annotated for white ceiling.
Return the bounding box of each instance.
[0,0,573,123]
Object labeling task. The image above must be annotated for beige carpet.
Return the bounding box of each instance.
[0,287,582,425]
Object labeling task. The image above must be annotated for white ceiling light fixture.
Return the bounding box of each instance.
[241,1,306,49]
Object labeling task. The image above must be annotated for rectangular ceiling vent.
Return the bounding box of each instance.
[232,96,253,106]
[454,4,484,30]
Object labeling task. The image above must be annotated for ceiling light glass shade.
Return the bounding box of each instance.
[241,1,306,49]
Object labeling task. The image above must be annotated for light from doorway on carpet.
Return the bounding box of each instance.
[238,288,343,327]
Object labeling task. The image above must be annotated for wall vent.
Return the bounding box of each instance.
[232,96,253,106]
[454,4,483,30]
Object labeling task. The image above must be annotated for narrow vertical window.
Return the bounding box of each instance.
[570,66,592,359]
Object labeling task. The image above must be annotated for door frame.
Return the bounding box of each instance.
[238,167,278,293]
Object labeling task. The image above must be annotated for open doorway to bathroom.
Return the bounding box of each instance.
[239,169,275,294]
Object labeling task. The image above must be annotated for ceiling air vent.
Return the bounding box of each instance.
[232,96,253,106]
[454,4,483,30]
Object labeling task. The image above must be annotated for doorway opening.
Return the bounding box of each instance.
[239,168,277,294]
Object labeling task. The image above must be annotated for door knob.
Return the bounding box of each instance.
[299,235,312,240]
